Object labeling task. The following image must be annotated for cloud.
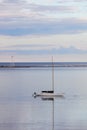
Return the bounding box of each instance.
[74,0,87,2]
[2,0,24,4]
[7,44,54,51]
[3,0,20,3]
[9,44,53,48]
[29,3,74,13]
[0,46,87,55]
[0,32,87,50]
[0,18,87,36]
[0,0,86,36]
[57,0,87,3]
[0,1,75,20]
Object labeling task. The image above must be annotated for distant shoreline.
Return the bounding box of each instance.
[0,62,87,68]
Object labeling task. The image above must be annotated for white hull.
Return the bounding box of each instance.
[33,92,64,98]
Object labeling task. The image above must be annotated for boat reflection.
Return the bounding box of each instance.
[41,97,54,130]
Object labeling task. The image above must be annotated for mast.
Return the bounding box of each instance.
[52,56,54,93]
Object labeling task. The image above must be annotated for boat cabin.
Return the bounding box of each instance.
[41,91,54,93]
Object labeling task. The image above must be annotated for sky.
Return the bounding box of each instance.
[0,0,87,62]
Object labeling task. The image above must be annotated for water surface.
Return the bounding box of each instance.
[0,67,87,130]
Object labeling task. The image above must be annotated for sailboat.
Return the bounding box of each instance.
[33,56,64,98]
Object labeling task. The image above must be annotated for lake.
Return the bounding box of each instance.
[0,67,87,130]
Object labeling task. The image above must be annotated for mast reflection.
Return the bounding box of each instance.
[41,97,54,130]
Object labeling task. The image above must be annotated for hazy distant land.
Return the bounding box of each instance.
[0,62,87,68]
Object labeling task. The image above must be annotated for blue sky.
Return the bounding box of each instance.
[0,0,87,62]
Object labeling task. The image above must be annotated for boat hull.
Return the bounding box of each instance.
[33,92,64,98]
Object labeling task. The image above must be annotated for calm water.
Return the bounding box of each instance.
[0,67,87,130]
